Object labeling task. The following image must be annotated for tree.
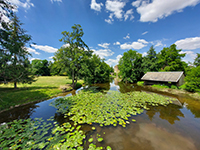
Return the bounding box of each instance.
[80,54,111,84]
[157,44,186,71]
[0,14,34,88]
[55,24,92,89]
[184,66,200,92]
[143,45,159,72]
[118,50,144,83]
[31,59,50,76]
[194,53,200,67]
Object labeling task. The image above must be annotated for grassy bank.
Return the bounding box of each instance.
[0,76,83,112]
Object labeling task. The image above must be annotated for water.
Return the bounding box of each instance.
[0,80,200,150]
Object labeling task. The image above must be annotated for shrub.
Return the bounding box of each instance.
[184,66,200,92]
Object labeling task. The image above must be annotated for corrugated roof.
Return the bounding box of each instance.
[141,72,184,82]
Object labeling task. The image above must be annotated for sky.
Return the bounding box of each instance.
[7,0,200,66]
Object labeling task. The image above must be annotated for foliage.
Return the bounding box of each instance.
[51,90,175,127]
[118,50,144,83]
[55,24,92,89]
[31,59,50,76]
[0,118,91,150]
[142,46,159,72]
[184,66,200,92]
[0,76,83,111]
[194,53,200,67]
[151,84,169,89]
[157,44,185,71]
[80,54,111,84]
[137,81,144,86]
[48,60,66,76]
[0,14,34,88]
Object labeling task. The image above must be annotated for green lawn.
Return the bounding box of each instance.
[0,76,83,112]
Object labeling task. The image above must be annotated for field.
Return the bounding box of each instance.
[0,76,83,112]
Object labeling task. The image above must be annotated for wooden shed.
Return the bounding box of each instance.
[141,72,185,86]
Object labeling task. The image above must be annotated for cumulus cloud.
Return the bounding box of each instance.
[142,52,147,56]
[133,0,200,22]
[9,0,34,10]
[31,44,58,53]
[123,33,130,39]
[120,39,148,50]
[105,0,126,23]
[90,0,103,11]
[106,55,122,66]
[50,0,62,3]
[93,49,114,59]
[179,51,197,63]
[49,56,54,59]
[98,43,110,48]
[138,39,148,44]
[175,37,200,50]
[27,47,40,55]
[30,58,40,62]
[124,9,134,21]
[113,41,120,45]
[142,31,148,35]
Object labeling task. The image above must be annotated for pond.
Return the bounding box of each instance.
[0,78,200,150]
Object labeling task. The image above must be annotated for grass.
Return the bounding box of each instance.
[0,76,83,112]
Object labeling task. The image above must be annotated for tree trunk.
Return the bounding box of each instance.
[14,82,17,89]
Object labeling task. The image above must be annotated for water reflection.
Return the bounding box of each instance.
[146,104,184,124]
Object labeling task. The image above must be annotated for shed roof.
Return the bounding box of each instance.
[141,72,184,83]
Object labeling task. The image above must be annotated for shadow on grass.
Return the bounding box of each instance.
[0,87,61,112]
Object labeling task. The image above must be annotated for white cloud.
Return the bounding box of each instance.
[124,9,134,21]
[134,0,200,22]
[142,52,147,56]
[93,49,114,59]
[105,0,127,23]
[106,55,122,66]
[175,37,200,50]
[50,0,62,3]
[123,33,130,39]
[113,41,120,45]
[90,0,103,11]
[132,0,142,7]
[31,44,58,53]
[49,56,54,59]
[98,43,110,48]
[155,41,163,47]
[27,47,40,55]
[9,0,34,10]
[179,51,196,63]
[142,31,148,35]
[30,58,40,62]
[120,39,148,50]
[138,39,148,44]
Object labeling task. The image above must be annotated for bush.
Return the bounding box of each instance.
[184,66,200,92]
[137,81,144,86]
[170,85,178,89]
[152,84,169,89]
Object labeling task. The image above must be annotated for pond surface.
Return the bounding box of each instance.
[0,79,200,150]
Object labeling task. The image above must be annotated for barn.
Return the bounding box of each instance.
[141,71,185,86]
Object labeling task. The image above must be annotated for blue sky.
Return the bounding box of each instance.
[9,0,200,66]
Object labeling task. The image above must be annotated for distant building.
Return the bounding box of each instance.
[141,71,185,86]
[114,65,119,74]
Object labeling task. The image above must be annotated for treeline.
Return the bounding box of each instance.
[118,45,200,92]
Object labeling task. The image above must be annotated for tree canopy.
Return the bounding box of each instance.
[194,53,200,67]
[55,24,92,89]
[31,59,50,76]
[118,50,143,83]
[0,14,34,88]
[157,44,186,71]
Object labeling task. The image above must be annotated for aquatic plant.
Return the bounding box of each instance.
[51,91,175,127]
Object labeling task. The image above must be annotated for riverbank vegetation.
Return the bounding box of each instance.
[0,76,83,112]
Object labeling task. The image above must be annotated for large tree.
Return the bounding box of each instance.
[55,24,92,89]
[143,45,159,72]
[31,59,50,76]
[118,50,144,83]
[157,44,185,71]
[0,14,34,88]
[80,54,111,84]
